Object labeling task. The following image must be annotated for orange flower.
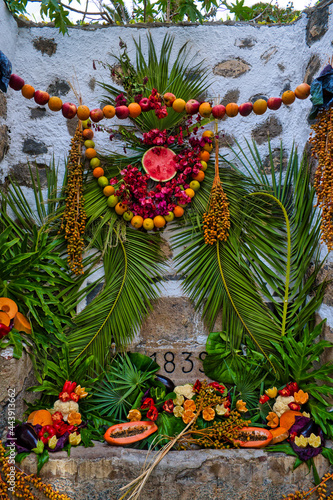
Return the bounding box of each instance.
[202,407,215,421]
[294,390,309,405]
[67,411,82,426]
[127,409,142,422]
[236,400,247,413]
[183,400,196,412]
[266,412,279,428]
[74,385,88,399]
[182,409,195,424]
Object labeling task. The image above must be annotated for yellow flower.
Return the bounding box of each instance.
[173,405,184,417]
[174,384,195,400]
[48,435,58,450]
[127,409,142,422]
[265,387,278,399]
[294,435,308,448]
[67,411,82,426]
[308,433,321,448]
[202,407,215,421]
[69,432,82,446]
[216,404,229,416]
[302,411,311,418]
[173,394,185,406]
[182,410,195,424]
[236,400,248,413]
[74,385,88,399]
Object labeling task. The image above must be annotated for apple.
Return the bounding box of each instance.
[62,102,77,119]
[212,104,226,119]
[115,106,130,119]
[163,93,176,107]
[267,97,282,111]
[185,99,200,115]
[9,74,25,91]
[90,108,104,122]
[238,102,253,117]
[295,83,311,100]
[34,90,50,106]
[139,98,151,112]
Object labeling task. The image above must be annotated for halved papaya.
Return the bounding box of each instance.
[0,311,11,326]
[104,421,158,446]
[0,298,18,319]
[13,312,31,334]
[27,409,53,427]
[233,427,273,448]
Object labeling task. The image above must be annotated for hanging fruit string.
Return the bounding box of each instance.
[202,121,230,245]
[310,106,333,251]
[59,120,87,275]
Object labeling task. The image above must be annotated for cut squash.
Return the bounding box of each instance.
[27,410,53,427]
[0,297,18,319]
[13,312,31,334]
[104,421,158,446]
[0,311,10,327]
[279,410,303,431]
[270,426,289,444]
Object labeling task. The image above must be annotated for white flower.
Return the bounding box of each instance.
[173,405,184,417]
[174,384,195,400]
[53,399,79,421]
[173,394,185,406]
[216,404,228,416]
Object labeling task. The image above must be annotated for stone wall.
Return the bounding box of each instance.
[1,0,333,384]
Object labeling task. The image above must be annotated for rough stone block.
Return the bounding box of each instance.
[32,37,57,56]
[306,3,329,46]
[251,116,283,145]
[8,162,49,188]
[0,92,7,119]
[46,79,70,97]
[260,45,278,63]
[261,147,288,174]
[0,124,9,162]
[234,37,256,48]
[22,138,47,155]
[304,53,321,84]
[213,58,251,78]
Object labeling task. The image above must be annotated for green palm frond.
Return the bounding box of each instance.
[67,228,166,371]
[99,33,211,131]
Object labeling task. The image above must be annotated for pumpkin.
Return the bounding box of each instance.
[104,421,157,446]
[0,311,10,326]
[270,426,289,444]
[233,427,272,448]
[13,312,31,334]
[266,412,279,428]
[27,409,53,427]
[0,297,18,319]
[293,390,309,405]
[279,410,303,431]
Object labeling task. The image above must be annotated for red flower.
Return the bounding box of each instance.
[59,391,70,402]
[193,380,202,393]
[147,406,158,421]
[53,422,76,437]
[163,399,174,414]
[70,392,79,403]
[140,397,155,409]
[259,394,270,404]
[38,425,56,444]
[286,382,299,396]
[288,402,301,411]
[51,411,63,423]
[208,382,225,393]
[61,381,77,395]
[278,388,291,397]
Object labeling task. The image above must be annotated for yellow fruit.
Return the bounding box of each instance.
[200,161,207,171]
[48,96,63,112]
[253,99,267,115]
[199,102,212,118]
[103,185,115,197]
[131,215,144,228]
[282,90,295,105]
[143,218,154,230]
[172,99,186,113]
[85,148,97,159]
[203,142,213,152]
[185,188,195,198]
[202,130,214,139]
[77,105,90,120]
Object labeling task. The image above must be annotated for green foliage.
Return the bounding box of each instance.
[222,0,300,22]
[90,353,160,420]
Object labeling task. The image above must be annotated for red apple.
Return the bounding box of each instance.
[212,104,226,119]
[185,99,200,115]
[267,97,282,110]
[163,93,176,107]
[90,108,104,122]
[34,90,50,106]
[238,102,253,117]
[139,98,151,112]
[9,74,25,91]
[115,106,130,119]
[62,102,77,119]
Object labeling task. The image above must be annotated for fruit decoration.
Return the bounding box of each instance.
[232,427,273,449]
[104,421,158,446]
[0,297,32,338]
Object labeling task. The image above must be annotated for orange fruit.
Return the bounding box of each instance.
[295,83,310,100]
[77,105,90,120]
[253,99,267,115]
[128,102,142,118]
[143,218,154,231]
[199,150,210,162]
[82,128,94,140]
[282,90,295,105]
[200,161,207,171]
[103,185,115,197]
[93,167,104,178]
[115,202,128,215]
[202,130,214,139]
[192,171,205,182]
[173,206,184,218]
[85,148,97,159]
[48,96,63,112]
[199,102,212,118]
[153,215,166,228]
[185,188,195,198]
[131,215,144,228]
[103,105,116,118]
[203,142,213,152]
[172,98,186,113]
[225,103,239,117]
[21,84,35,99]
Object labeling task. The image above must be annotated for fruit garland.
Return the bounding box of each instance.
[81,117,211,230]
[8,72,311,123]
